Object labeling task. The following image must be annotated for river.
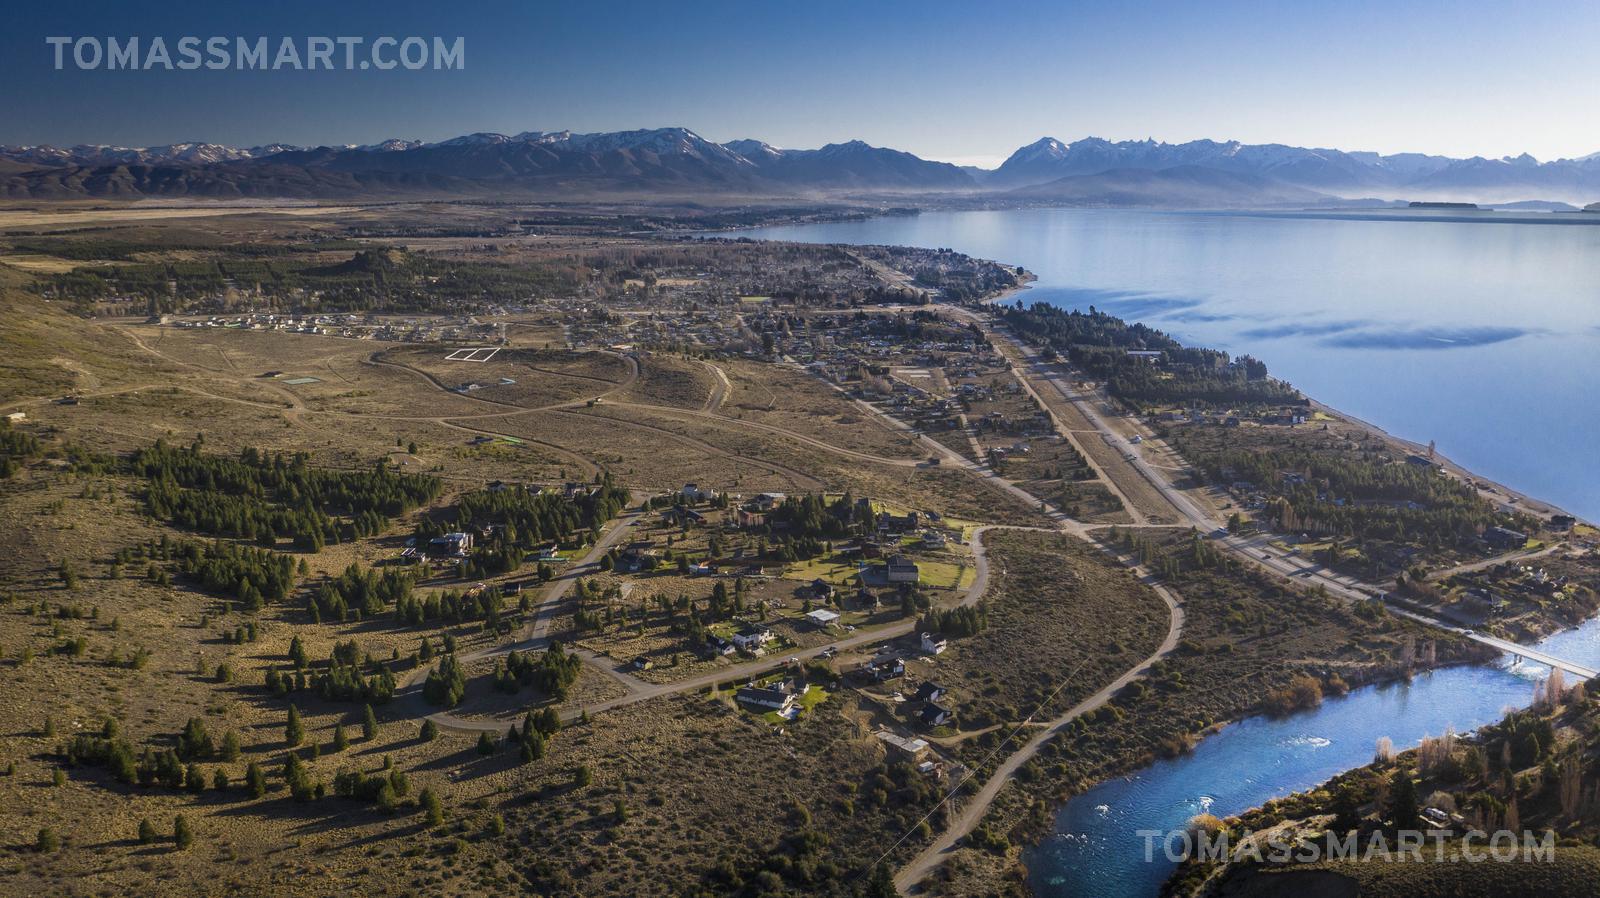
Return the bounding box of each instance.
[728,207,1600,896]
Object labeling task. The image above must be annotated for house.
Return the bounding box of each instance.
[1484,526,1528,550]
[920,531,947,550]
[919,704,955,728]
[751,492,787,511]
[1406,453,1436,467]
[805,608,841,629]
[879,511,920,535]
[875,730,931,761]
[3,412,24,423]
[689,562,718,577]
[919,632,948,655]
[810,578,834,600]
[886,555,920,584]
[914,681,948,703]
[736,508,767,529]
[680,483,715,503]
[427,532,473,558]
[703,635,736,657]
[732,623,774,653]
[662,505,707,526]
[736,679,798,715]
[631,655,654,671]
[865,656,905,681]
[620,545,658,572]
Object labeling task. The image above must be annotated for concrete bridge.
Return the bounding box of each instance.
[1386,606,1599,680]
[1466,631,1599,680]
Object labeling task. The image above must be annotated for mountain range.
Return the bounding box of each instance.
[3,127,1598,205]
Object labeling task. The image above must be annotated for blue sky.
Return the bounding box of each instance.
[4,0,1597,164]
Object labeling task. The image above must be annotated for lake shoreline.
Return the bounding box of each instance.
[975,274,1585,528]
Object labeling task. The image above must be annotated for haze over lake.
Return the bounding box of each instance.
[733,209,1600,521]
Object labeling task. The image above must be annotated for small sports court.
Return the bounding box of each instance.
[444,347,501,362]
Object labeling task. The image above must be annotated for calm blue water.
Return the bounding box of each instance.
[1024,626,1600,898]
[731,209,1600,522]
[730,208,1600,896]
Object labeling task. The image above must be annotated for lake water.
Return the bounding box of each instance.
[730,208,1600,896]
[731,208,1600,522]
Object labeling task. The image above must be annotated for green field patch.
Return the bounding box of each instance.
[916,560,976,590]
[781,554,867,586]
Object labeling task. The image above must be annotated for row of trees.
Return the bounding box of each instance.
[311,564,414,622]
[1177,433,1517,547]
[419,476,630,579]
[0,421,41,479]
[492,644,582,701]
[999,302,1298,408]
[133,440,440,550]
[174,540,298,610]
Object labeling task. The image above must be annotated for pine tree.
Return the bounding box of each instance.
[1331,784,1362,832]
[212,768,229,791]
[36,827,59,853]
[362,704,378,741]
[185,762,206,794]
[246,761,267,798]
[221,730,241,762]
[173,815,194,850]
[420,719,438,741]
[865,862,896,898]
[421,787,444,826]
[138,818,157,844]
[333,724,348,753]
[285,705,304,747]
[1389,769,1421,831]
[476,731,496,756]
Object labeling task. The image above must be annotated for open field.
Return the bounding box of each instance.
[914,530,1170,747]
[614,353,718,409]
[0,204,363,231]
[717,360,928,461]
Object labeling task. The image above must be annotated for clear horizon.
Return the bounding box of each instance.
[3,0,1598,163]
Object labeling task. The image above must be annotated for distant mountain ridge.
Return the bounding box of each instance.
[986,136,1600,202]
[1,127,1597,204]
[1007,165,1324,208]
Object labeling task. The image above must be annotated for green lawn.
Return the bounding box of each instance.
[917,560,976,590]
[781,554,866,586]
[761,685,831,724]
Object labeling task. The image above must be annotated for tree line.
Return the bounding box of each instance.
[133,440,440,551]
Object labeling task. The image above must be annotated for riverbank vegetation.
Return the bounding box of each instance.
[918,528,1491,897]
[1169,671,1600,898]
